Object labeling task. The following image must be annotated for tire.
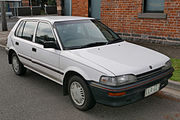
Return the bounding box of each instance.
[11,53,26,75]
[68,75,96,111]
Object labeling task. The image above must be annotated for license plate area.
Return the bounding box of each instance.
[145,84,160,97]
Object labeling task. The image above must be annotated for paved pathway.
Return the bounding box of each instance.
[0,17,18,46]
[0,17,18,31]
[0,31,9,46]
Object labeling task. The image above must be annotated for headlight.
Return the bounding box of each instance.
[162,60,172,70]
[100,74,137,86]
[116,75,137,85]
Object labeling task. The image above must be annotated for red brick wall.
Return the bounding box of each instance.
[22,0,29,6]
[72,0,88,17]
[101,0,180,42]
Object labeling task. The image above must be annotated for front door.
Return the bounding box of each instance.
[31,21,62,83]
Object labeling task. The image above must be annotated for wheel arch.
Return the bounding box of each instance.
[8,49,16,64]
[63,70,89,96]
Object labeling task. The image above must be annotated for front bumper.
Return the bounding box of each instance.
[89,67,174,107]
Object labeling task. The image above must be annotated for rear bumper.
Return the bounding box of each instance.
[89,67,174,107]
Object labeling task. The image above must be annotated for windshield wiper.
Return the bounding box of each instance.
[65,46,83,50]
[108,38,123,44]
[65,42,107,50]
[80,42,108,48]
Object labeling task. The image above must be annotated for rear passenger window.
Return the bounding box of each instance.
[35,22,55,45]
[21,21,37,41]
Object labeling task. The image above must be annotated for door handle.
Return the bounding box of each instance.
[15,42,19,46]
[32,48,37,52]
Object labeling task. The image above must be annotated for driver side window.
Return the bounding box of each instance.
[35,22,55,45]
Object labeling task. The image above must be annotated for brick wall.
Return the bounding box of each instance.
[22,0,29,6]
[101,0,180,45]
[72,0,88,17]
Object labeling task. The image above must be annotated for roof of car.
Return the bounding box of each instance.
[20,16,94,24]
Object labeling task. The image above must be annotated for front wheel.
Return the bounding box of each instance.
[68,75,96,111]
[12,53,26,75]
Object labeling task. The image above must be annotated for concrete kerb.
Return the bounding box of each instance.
[0,44,6,48]
[167,80,180,91]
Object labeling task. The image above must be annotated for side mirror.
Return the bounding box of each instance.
[43,41,58,49]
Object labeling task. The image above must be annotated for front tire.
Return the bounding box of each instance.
[12,53,26,75]
[68,75,96,111]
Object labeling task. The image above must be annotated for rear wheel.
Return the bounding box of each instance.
[68,75,96,111]
[12,53,26,75]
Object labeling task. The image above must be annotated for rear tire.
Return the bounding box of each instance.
[12,53,26,75]
[68,75,96,111]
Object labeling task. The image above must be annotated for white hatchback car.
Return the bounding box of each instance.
[6,16,173,111]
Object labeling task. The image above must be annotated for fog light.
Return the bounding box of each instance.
[108,92,126,96]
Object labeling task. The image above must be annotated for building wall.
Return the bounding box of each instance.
[72,0,88,17]
[55,0,180,45]
[101,0,180,45]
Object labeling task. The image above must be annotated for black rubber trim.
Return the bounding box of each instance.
[32,60,64,75]
[18,54,32,61]
[18,54,64,75]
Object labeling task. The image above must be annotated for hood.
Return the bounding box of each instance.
[70,41,169,76]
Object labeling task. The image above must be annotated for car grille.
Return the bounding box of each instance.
[136,67,169,81]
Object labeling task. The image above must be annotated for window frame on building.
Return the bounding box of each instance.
[143,0,164,13]
[138,0,167,19]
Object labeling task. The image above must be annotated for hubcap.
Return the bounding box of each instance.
[70,81,85,106]
[12,56,19,73]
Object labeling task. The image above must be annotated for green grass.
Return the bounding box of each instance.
[171,58,180,82]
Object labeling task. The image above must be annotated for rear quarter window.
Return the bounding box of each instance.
[15,20,24,37]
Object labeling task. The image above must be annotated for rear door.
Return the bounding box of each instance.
[13,20,38,67]
[31,21,62,82]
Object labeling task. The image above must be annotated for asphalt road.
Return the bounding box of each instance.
[0,47,180,120]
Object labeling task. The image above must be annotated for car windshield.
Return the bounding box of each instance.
[55,20,123,50]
